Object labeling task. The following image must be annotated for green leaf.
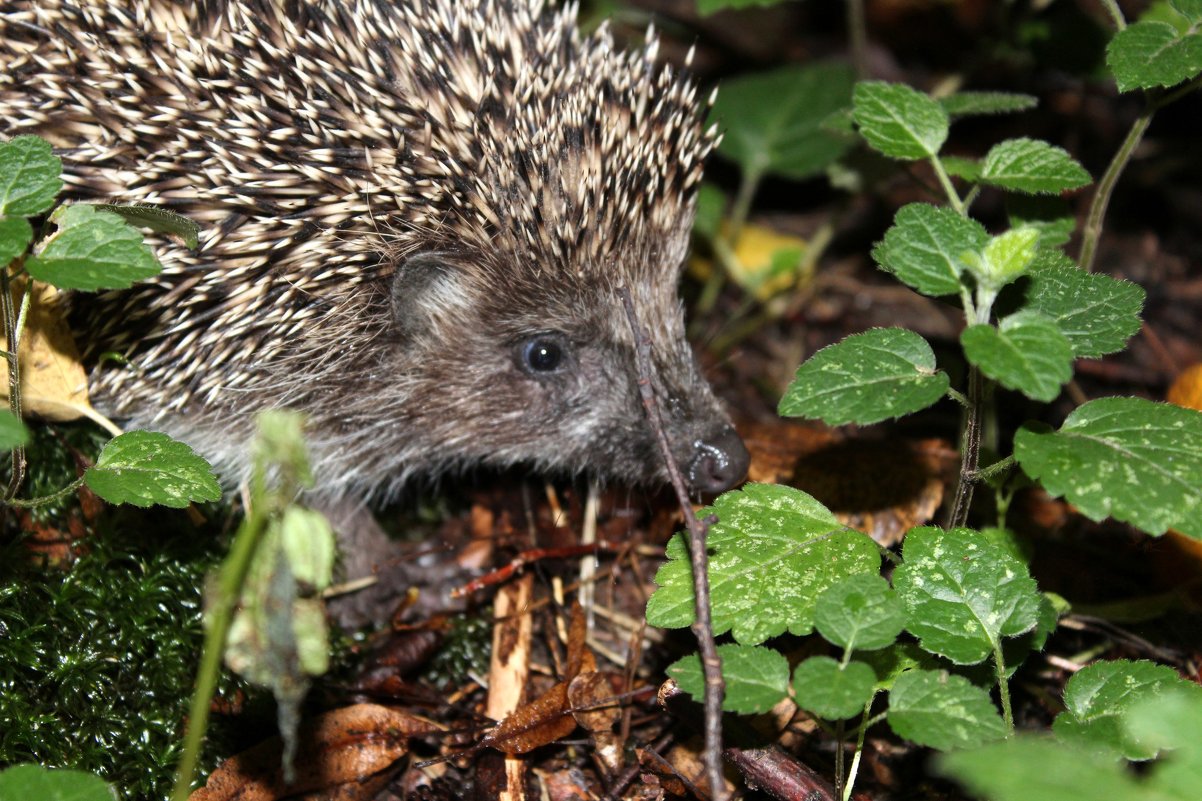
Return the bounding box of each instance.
[646,483,880,644]
[1174,0,1202,23]
[94,203,200,249]
[852,81,949,160]
[0,215,33,266]
[940,155,982,183]
[25,204,162,291]
[860,643,939,691]
[0,409,30,451]
[893,527,1041,664]
[815,573,906,652]
[778,328,949,425]
[940,91,1039,117]
[693,183,726,240]
[937,737,1152,801]
[0,135,63,217]
[969,227,1040,288]
[1007,195,1076,248]
[697,0,780,13]
[871,202,989,296]
[792,656,877,720]
[980,137,1091,194]
[1024,250,1146,358]
[961,312,1074,402]
[713,63,857,180]
[279,507,335,590]
[1014,397,1202,539]
[668,643,790,714]
[887,669,1007,750]
[1054,659,1202,760]
[84,431,222,508]
[1106,19,1202,92]
[0,764,116,801]
[1126,687,1202,799]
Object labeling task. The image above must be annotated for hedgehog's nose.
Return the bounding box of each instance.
[686,427,750,494]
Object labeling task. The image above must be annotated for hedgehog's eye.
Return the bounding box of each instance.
[518,335,567,375]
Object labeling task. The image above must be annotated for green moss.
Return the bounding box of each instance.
[0,423,255,800]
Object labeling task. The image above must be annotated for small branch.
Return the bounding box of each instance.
[1,268,28,500]
[944,366,984,529]
[3,476,86,508]
[619,287,727,801]
[970,455,1015,484]
[1078,109,1152,272]
[847,0,869,79]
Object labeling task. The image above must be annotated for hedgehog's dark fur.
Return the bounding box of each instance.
[0,0,748,500]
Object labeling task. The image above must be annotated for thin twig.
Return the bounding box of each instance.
[944,365,983,529]
[618,287,727,801]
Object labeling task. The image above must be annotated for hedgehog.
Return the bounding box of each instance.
[0,0,750,502]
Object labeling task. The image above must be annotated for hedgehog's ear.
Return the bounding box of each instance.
[390,252,457,339]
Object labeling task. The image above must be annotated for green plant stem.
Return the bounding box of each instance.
[929,156,965,216]
[170,504,269,801]
[945,366,984,529]
[946,387,970,408]
[1097,0,1126,30]
[843,701,874,801]
[727,165,762,249]
[847,0,869,79]
[1078,110,1151,272]
[972,455,1015,483]
[4,476,86,508]
[696,166,760,318]
[994,643,1014,733]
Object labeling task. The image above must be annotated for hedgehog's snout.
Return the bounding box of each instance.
[685,426,750,494]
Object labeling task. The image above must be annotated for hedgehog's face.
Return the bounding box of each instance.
[389,252,748,493]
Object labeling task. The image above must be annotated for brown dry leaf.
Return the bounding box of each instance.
[0,281,96,423]
[1168,364,1202,412]
[567,671,620,734]
[188,703,437,801]
[481,682,575,755]
[742,420,954,545]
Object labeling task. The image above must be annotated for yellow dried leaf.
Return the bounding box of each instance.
[1167,363,1202,412]
[0,281,94,423]
[690,223,809,301]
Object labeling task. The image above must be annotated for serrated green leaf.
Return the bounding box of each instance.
[980,138,1091,194]
[1054,659,1202,760]
[1007,195,1076,248]
[713,63,856,181]
[0,409,29,451]
[778,328,950,425]
[872,202,989,296]
[0,135,63,217]
[853,81,949,160]
[0,216,33,266]
[0,765,116,801]
[940,91,1039,117]
[1106,19,1202,92]
[961,312,1074,402]
[971,227,1040,287]
[937,737,1151,801]
[893,527,1042,664]
[792,656,877,720]
[668,644,790,714]
[1014,397,1202,539]
[94,203,200,249]
[1024,251,1145,358]
[84,431,221,508]
[888,669,1007,750]
[1174,0,1202,23]
[25,204,162,291]
[646,483,880,644]
[815,573,906,652]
